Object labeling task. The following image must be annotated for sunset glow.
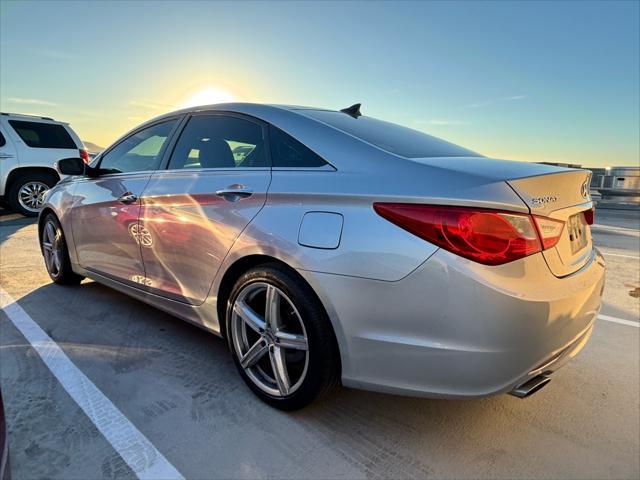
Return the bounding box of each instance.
[180,87,236,108]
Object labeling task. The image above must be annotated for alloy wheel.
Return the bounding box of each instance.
[42,220,62,277]
[18,181,49,213]
[231,282,309,397]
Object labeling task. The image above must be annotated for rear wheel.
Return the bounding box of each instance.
[226,264,340,410]
[8,171,58,216]
[40,213,83,285]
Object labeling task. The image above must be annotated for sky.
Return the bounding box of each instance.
[1,0,638,167]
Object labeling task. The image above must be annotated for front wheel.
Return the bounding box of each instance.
[40,214,84,285]
[226,264,340,410]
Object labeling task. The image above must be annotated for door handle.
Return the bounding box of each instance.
[118,193,138,204]
[0,153,13,159]
[215,185,253,202]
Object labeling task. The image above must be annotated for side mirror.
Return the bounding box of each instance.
[56,157,86,176]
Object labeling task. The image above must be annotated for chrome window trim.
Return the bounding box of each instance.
[271,165,336,172]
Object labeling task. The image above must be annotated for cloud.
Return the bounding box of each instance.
[5,97,58,106]
[503,95,527,101]
[129,99,176,111]
[29,48,77,61]
[429,119,470,126]
[416,119,470,126]
[465,95,527,108]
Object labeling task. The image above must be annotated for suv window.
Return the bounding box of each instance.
[0,131,5,147]
[168,115,267,170]
[99,119,178,174]
[303,110,479,159]
[8,120,77,149]
[269,126,327,168]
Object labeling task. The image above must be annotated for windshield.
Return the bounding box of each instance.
[302,110,480,159]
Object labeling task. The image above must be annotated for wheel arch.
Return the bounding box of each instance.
[6,166,60,193]
[215,254,343,377]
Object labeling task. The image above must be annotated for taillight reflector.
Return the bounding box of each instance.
[532,216,565,250]
[79,148,90,164]
[374,203,573,266]
[583,208,595,225]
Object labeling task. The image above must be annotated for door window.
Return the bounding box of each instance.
[99,119,178,174]
[167,115,267,170]
[0,130,5,147]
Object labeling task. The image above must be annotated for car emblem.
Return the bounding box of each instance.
[531,196,558,207]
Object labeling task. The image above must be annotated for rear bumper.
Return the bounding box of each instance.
[299,247,606,398]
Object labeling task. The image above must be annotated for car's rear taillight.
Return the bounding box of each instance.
[373,203,567,266]
[79,148,90,164]
[532,216,565,249]
[583,207,595,225]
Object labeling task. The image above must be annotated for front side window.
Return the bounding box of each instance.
[168,115,267,170]
[0,130,6,147]
[99,119,178,174]
[8,120,77,149]
[269,126,328,168]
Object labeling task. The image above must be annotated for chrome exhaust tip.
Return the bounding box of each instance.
[509,375,551,398]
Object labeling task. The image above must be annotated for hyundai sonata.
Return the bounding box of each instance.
[39,103,605,409]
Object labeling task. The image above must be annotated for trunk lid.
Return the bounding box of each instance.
[409,157,594,277]
[507,169,594,277]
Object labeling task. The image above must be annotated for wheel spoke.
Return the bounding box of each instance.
[233,301,266,333]
[53,251,62,271]
[42,241,53,252]
[265,285,281,330]
[269,346,291,396]
[45,223,56,244]
[275,331,308,351]
[240,339,268,368]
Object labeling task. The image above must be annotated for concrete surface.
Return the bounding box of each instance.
[0,207,638,479]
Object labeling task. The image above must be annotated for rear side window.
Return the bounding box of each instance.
[168,114,267,170]
[269,126,327,168]
[8,120,77,149]
[0,131,5,147]
[303,110,479,159]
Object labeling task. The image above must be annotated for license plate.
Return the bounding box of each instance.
[568,214,588,253]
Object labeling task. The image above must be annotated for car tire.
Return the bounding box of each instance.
[8,171,58,217]
[40,213,84,285]
[226,264,340,410]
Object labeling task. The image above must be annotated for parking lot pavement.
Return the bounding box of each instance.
[0,209,638,480]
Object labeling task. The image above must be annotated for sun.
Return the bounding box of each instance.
[180,87,236,108]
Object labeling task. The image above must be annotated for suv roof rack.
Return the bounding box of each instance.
[1,112,55,121]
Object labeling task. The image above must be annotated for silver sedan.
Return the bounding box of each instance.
[39,103,605,409]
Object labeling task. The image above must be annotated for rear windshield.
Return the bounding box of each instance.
[8,120,77,149]
[303,110,479,159]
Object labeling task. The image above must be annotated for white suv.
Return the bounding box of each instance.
[0,112,88,216]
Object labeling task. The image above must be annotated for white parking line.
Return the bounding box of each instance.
[0,287,184,480]
[592,224,640,235]
[601,252,640,260]
[598,314,640,328]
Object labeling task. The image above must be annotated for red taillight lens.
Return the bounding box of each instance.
[583,207,595,225]
[79,148,90,164]
[374,203,542,266]
[533,216,565,249]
